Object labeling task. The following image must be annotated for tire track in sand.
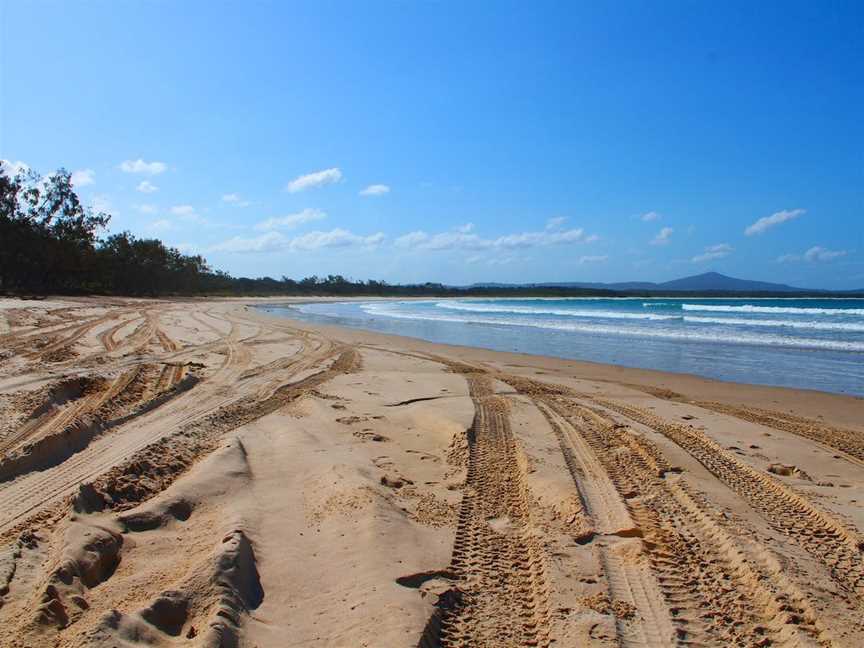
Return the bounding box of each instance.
[421,374,551,648]
[693,401,864,466]
[535,402,678,648]
[0,345,359,540]
[585,394,864,602]
[561,401,831,647]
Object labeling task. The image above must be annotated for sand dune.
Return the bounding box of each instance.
[0,297,862,647]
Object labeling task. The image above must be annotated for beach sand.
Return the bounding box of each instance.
[0,296,862,647]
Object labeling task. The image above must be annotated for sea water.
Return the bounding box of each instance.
[262,298,864,396]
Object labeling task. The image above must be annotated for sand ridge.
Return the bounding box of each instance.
[0,296,862,646]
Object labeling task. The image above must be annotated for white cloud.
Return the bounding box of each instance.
[395,224,596,251]
[546,216,567,230]
[494,228,588,249]
[359,184,390,196]
[136,180,158,193]
[640,211,661,222]
[692,243,733,263]
[579,255,608,264]
[222,193,251,207]
[255,208,327,231]
[456,222,475,233]
[211,231,287,253]
[71,169,95,187]
[395,231,429,248]
[286,167,342,193]
[804,246,847,262]
[651,227,673,245]
[289,229,384,251]
[119,159,167,175]
[134,204,157,214]
[745,208,805,236]
[149,219,172,232]
[0,159,29,176]
[169,204,207,224]
[778,246,849,263]
[487,255,530,266]
[211,228,384,254]
[776,253,800,263]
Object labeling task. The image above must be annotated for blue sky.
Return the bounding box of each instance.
[2,1,862,289]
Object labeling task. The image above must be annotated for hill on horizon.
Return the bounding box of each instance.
[470,271,848,293]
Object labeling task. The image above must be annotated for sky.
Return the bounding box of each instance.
[1,1,862,289]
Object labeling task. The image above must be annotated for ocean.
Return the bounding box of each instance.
[262,298,864,396]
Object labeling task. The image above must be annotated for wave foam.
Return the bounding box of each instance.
[360,304,864,352]
[436,301,680,321]
[682,303,864,316]
[684,316,864,332]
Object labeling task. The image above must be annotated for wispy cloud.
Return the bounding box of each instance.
[546,216,567,230]
[71,169,95,187]
[650,227,673,245]
[579,255,608,264]
[211,228,384,253]
[119,159,167,175]
[286,167,342,193]
[136,180,158,193]
[222,193,251,207]
[777,246,849,263]
[692,243,733,263]
[456,222,475,233]
[290,229,384,251]
[211,231,285,253]
[134,204,157,214]
[359,184,390,196]
[394,231,430,248]
[745,208,805,236]
[640,211,661,222]
[254,208,327,231]
[169,204,207,225]
[394,224,596,251]
[148,219,172,232]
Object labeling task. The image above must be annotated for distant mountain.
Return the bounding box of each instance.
[470,272,834,293]
[654,272,808,292]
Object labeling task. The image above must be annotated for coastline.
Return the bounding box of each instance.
[246,302,864,425]
[257,296,864,399]
[0,296,862,646]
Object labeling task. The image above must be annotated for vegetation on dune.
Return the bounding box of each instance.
[0,166,211,295]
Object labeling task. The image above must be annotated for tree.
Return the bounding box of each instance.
[0,166,108,291]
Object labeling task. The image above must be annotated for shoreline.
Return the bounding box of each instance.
[255,297,864,401]
[246,303,864,426]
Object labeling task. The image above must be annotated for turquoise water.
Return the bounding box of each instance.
[262,298,864,396]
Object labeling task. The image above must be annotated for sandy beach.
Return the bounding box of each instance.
[1,296,863,647]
